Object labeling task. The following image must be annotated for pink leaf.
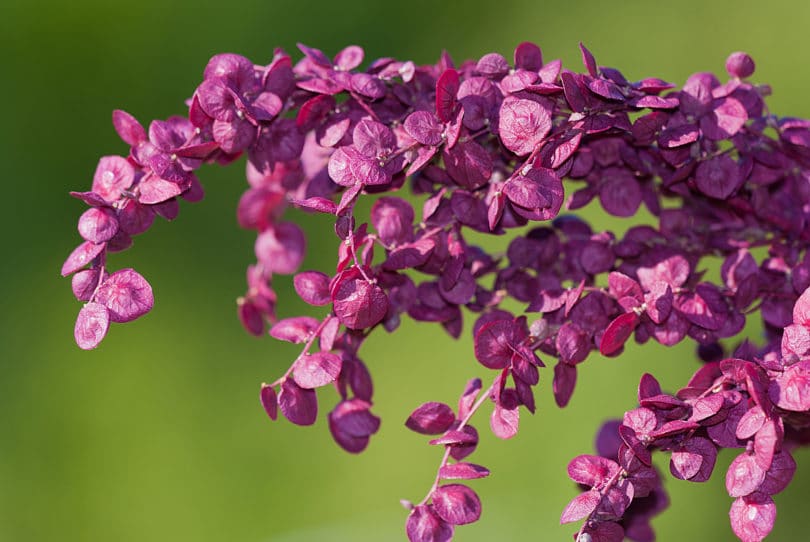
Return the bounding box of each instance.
[439,462,490,480]
[560,490,601,524]
[259,384,278,421]
[729,493,776,542]
[600,312,639,355]
[74,302,110,350]
[293,352,343,389]
[498,96,552,156]
[726,452,766,497]
[95,269,153,323]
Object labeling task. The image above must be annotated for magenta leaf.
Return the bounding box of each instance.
[560,489,601,524]
[406,505,454,542]
[567,455,620,487]
[435,69,460,123]
[260,384,278,421]
[669,436,716,482]
[439,462,490,480]
[490,395,519,439]
[92,156,134,203]
[74,302,110,350]
[328,398,380,453]
[405,402,456,435]
[332,270,389,330]
[293,271,331,306]
[269,316,320,343]
[404,111,444,146]
[293,352,342,389]
[498,96,552,156]
[473,320,516,369]
[759,450,796,496]
[95,269,153,323]
[600,312,639,355]
[278,378,318,426]
[432,484,481,525]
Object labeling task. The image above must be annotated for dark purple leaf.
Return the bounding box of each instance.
[435,69,460,123]
[278,378,317,426]
[600,312,639,355]
[405,402,456,435]
[332,269,389,329]
[260,384,278,421]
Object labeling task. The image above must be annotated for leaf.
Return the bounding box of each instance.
[293,271,331,306]
[490,395,519,439]
[567,455,620,487]
[260,384,278,421]
[769,360,810,412]
[406,505,454,542]
[405,402,456,435]
[278,378,317,426]
[404,111,444,146]
[498,96,552,156]
[560,490,600,524]
[254,221,306,275]
[729,493,776,542]
[270,316,320,343]
[293,352,343,389]
[473,320,516,369]
[600,312,639,355]
[61,240,106,277]
[92,155,134,203]
[726,452,766,497]
[94,269,153,323]
[432,484,482,525]
[435,69,460,123]
[438,462,490,480]
[74,302,110,350]
[332,269,389,329]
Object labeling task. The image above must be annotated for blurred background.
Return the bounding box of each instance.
[2,0,809,540]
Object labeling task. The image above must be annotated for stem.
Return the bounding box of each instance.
[417,378,497,506]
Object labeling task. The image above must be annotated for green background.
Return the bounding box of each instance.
[2,0,809,540]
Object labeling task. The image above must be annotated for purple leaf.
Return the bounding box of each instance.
[514,42,543,71]
[432,484,481,525]
[293,352,342,389]
[77,207,119,244]
[498,96,552,156]
[670,436,716,482]
[726,52,756,78]
[579,42,598,77]
[328,398,380,454]
[599,169,642,217]
[406,505,454,542]
[404,111,444,146]
[695,154,741,199]
[137,175,184,204]
[474,320,517,369]
[560,490,601,524]
[405,402,456,435]
[429,429,478,447]
[334,45,364,71]
[74,302,110,350]
[95,269,153,323]
[439,462,490,480]
[372,197,414,246]
[260,384,278,421]
[278,378,318,426]
[553,362,577,408]
[759,450,796,496]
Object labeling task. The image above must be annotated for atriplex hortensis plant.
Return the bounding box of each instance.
[63,42,810,541]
